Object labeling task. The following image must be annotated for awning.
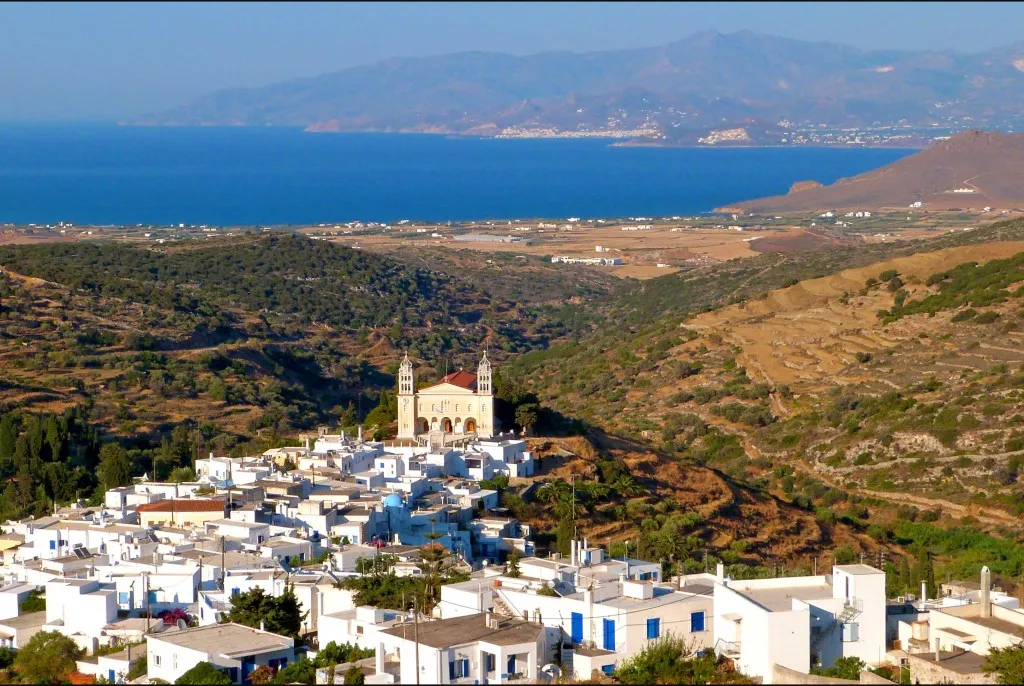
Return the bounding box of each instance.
[935,627,977,642]
[722,612,742,622]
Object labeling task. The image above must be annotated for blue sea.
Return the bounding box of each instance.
[0,123,913,225]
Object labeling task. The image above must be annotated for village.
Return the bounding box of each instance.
[0,353,1011,685]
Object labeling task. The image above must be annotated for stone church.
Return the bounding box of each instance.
[396,352,495,440]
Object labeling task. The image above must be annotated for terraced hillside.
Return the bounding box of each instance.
[511,218,1024,588]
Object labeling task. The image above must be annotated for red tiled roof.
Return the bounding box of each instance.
[437,370,477,390]
[137,499,226,513]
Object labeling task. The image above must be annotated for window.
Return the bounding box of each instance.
[691,611,706,633]
[842,622,860,642]
[49,540,56,550]
[231,588,240,596]
[153,655,161,666]
[147,590,158,603]
[449,658,470,679]
[601,665,615,676]
[485,654,495,673]
[118,592,130,603]
[646,618,661,640]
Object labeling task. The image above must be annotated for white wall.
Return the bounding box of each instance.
[832,568,887,667]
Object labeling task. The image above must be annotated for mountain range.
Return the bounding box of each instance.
[133,30,1024,140]
[723,130,1024,212]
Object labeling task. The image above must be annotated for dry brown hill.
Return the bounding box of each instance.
[723,130,1024,213]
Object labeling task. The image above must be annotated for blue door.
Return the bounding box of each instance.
[108,670,116,682]
[602,618,615,651]
[571,612,583,643]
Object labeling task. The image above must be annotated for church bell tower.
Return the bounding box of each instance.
[397,352,416,438]
[477,351,494,436]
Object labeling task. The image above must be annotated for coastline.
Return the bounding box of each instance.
[115,122,931,150]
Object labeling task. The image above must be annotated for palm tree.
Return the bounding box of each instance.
[612,474,645,498]
[538,479,579,519]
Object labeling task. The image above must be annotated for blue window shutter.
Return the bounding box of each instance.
[463,658,469,677]
[449,661,455,680]
[691,611,705,633]
[49,540,56,550]
[571,612,583,643]
[647,618,660,639]
[601,665,615,675]
[507,655,515,674]
[603,618,616,651]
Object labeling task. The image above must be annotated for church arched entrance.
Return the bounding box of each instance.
[465,418,477,433]
[442,417,453,433]
[430,417,439,432]
[453,418,463,434]
[416,418,429,434]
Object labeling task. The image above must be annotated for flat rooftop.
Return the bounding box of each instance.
[834,564,884,576]
[733,582,834,612]
[909,650,986,676]
[937,605,1024,636]
[0,611,46,629]
[381,613,541,649]
[205,519,267,529]
[147,622,293,656]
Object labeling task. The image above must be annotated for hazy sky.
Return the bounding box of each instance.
[2,1,1024,121]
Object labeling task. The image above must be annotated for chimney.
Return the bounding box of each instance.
[570,539,577,567]
[716,562,725,582]
[306,437,313,451]
[260,620,265,632]
[921,580,928,604]
[934,638,941,663]
[358,426,363,441]
[981,566,992,618]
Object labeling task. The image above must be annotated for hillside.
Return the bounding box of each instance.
[725,130,1024,212]
[508,218,1024,589]
[0,234,588,442]
[133,31,1024,135]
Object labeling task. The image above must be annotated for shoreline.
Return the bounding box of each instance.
[112,122,930,150]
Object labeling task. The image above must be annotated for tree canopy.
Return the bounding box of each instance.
[984,642,1024,684]
[13,630,84,684]
[224,585,307,637]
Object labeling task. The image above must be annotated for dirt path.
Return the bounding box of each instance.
[855,488,1020,527]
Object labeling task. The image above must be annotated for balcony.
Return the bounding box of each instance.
[715,639,741,659]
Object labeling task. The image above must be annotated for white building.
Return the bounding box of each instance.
[375,612,547,685]
[710,563,886,684]
[146,622,296,684]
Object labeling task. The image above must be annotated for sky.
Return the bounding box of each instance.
[2,1,1024,121]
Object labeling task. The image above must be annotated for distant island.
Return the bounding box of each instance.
[717,130,1024,213]
[130,30,1024,148]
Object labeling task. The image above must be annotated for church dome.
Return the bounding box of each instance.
[383,493,405,509]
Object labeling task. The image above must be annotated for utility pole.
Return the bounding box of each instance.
[144,572,150,634]
[220,535,226,591]
[570,474,576,539]
[413,596,421,686]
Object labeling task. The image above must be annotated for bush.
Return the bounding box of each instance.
[975,311,1000,324]
[615,635,735,684]
[175,662,232,685]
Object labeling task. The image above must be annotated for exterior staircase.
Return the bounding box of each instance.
[837,597,864,624]
[492,592,517,618]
